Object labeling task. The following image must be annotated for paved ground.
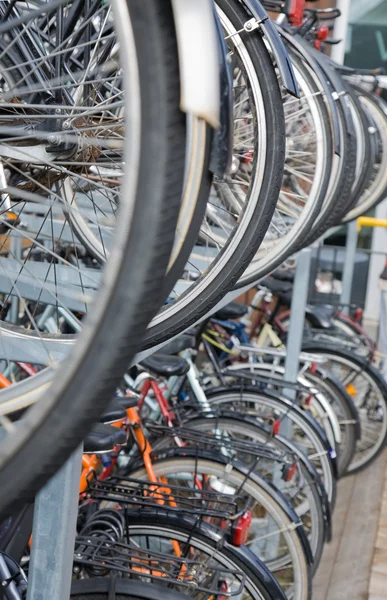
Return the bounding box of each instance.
[313,449,387,600]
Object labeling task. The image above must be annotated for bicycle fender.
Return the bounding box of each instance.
[242,0,299,97]
[210,5,233,177]
[277,27,342,156]
[307,45,356,138]
[171,0,220,129]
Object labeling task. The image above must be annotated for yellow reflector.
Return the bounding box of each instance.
[346,384,357,396]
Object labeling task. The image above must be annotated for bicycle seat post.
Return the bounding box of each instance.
[27,445,83,600]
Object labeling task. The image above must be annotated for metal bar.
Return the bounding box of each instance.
[357,216,387,231]
[330,0,351,64]
[364,198,387,328]
[282,248,312,432]
[340,220,358,315]
[27,445,83,600]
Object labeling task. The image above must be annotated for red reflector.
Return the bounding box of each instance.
[287,0,305,27]
[285,463,297,482]
[232,510,252,546]
[273,419,280,436]
[317,25,329,41]
[354,308,363,322]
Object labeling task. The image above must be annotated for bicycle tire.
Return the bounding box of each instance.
[302,368,358,476]
[106,510,288,600]
[171,414,327,572]
[203,385,337,506]
[344,83,375,213]
[237,41,333,285]
[137,0,286,347]
[342,86,387,223]
[71,578,189,600]
[126,453,312,600]
[0,0,186,517]
[302,343,387,474]
[303,84,357,243]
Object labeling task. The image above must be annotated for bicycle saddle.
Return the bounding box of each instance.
[260,278,293,304]
[117,395,139,410]
[84,423,127,454]
[305,305,335,329]
[100,399,127,424]
[271,269,295,282]
[214,302,248,321]
[140,353,190,377]
[161,334,196,355]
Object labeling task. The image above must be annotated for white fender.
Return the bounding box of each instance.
[171,0,220,129]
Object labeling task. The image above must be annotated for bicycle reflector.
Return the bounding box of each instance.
[282,462,297,483]
[316,25,329,41]
[346,383,357,397]
[232,510,252,546]
[285,0,305,28]
[273,419,281,436]
[354,307,363,322]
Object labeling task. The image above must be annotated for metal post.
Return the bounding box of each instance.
[27,445,83,600]
[282,248,312,436]
[364,198,387,330]
[330,0,351,64]
[340,220,358,315]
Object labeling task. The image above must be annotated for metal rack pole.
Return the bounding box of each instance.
[27,445,83,600]
[340,219,358,315]
[282,249,312,435]
[330,0,351,64]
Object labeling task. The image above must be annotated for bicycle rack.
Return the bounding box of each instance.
[27,446,82,600]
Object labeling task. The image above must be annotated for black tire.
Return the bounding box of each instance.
[237,41,333,285]
[203,385,338,507]
[139,0,286,347]
[173,414,327,573]
[71,578,189,600]
[345,84,375,212]
[125,454,312,600]
[302,343,387,474]
[303,368,358,477]
[342,86,387,223]
[0,0,186,517]
[302,83,357,244]
[113,510,289,600]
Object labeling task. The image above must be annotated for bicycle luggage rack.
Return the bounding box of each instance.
[219,365,323,399]
[144,420,297,467]
[87,475,246,521]
[73,534,246,597]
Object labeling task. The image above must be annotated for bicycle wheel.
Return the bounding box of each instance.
[302,344,387,475]
[126,454,312,600]
[169,414,328,572]
[75,510,288,600]
[203,386,337,506]
[71,578,190,600]
[300,68,357,243]
[0,0,186,517]
[278,312,374,358]
[344,84,375,213]
[342,86,387,223]
[236,41,332,285]
[138,0,286,348]
[223,362,341,462]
